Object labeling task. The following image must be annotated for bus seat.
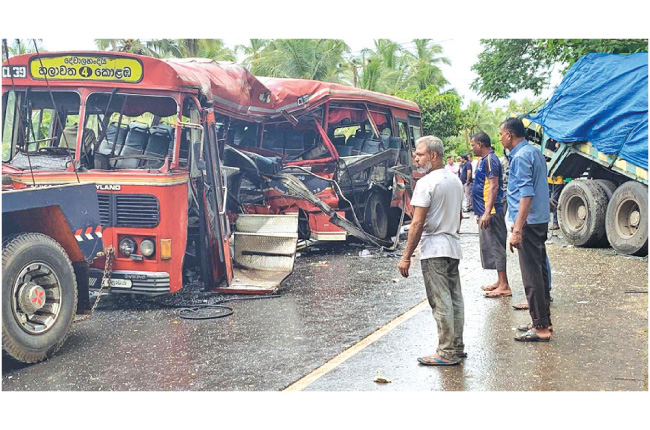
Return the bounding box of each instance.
[114,122,149,168]
[360,138,381,154]
[331,136,345,147]
[336,145,353,156]
[58,126,78,150]
[97,123,128,155]
[142,124,173,168]
[348,137,364,155]
[59,126,95,155]
[388,137,402,149]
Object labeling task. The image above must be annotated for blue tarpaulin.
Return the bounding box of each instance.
[527,52,648,170]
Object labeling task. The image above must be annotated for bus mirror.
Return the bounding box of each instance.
[193,141,206,171]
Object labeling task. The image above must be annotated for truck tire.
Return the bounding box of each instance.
[557,179,608,247]
[365,192,390,240]
[605,181,648,256]
[592,179,617,246]
[594,179,617,199]
[2,233,78,363]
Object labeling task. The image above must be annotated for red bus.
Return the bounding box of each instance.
[2,51,298,296]
[222,77,422,247]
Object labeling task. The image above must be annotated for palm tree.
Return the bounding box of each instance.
[237,39,270,69]
[94,39,160,57]
[355,39,408,94]
[176,39,235,61]
[2,39,43,58]
[249,39,350,82]
[404,39,451,91]
[94,39,235,61]
[461,100,500,153]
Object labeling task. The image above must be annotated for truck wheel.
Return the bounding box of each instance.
[605,181,648,256]
[365,192,390,240]
[2,233,78,363]
[592,180,617,246]
[557,179,608,247]
[594,179,617,199]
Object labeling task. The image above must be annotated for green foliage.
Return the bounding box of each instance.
[471,38,648,101]
[397,87,464,154]
[245,39,351,82]
[352,39,450,95]
[471,39,553,101]
[540,39,648,71]
[93,39,236,61]
[2,39,42,58]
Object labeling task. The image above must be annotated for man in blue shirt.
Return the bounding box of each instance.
[459,154,473,212]
[471,132,511,298]
[500,118,552,342]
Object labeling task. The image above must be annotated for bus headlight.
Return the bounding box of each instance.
[140,239,155,257]
[118,237,137,257]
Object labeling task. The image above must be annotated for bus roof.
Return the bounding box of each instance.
[2,51,276,120]
[258,77,421,116]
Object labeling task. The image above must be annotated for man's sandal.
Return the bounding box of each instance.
[517,323,553,333]
[514,329,551,342]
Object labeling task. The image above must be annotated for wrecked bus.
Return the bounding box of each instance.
[222,78,422,248]
[2,51,298,295]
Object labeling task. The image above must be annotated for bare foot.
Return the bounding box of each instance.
[481,282,499,291]
[484,288,512,297]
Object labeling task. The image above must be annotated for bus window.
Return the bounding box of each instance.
[2,91,19,162]
[3,90,80,171]
[397,120,410,148]
[86,92,178,170]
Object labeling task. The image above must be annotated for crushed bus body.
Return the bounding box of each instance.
[2,51,298,296]
[222,78,422,248]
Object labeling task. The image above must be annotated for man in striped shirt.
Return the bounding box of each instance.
[471,132,511,298]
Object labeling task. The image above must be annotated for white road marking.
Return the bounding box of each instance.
[283,270,475,391]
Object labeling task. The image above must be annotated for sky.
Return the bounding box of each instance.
[5,1,643,110]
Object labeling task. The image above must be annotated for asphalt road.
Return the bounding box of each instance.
[2,216,647,393]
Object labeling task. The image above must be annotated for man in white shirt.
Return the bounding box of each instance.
[398,136,465,365]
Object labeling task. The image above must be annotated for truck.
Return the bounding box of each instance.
[2,183,104,363]
[524,52,648,256]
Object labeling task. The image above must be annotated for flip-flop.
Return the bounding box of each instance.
[517,323,553,333]
[514,329,551,342]
[417,356,461,366]
[512,303,529,310]
[481,285,498,291]
[484,291,512,298]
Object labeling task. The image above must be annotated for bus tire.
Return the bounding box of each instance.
[2,233,78,363]
[557,179,608,247]
[365,192,390,240]
[605,181,648,256]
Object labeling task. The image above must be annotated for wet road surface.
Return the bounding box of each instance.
[2,217,647,392]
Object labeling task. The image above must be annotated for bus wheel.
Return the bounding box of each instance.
[2,233,78,363]
[557,179,607,247]
[365,192,389,240]
[605,181,648,256]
